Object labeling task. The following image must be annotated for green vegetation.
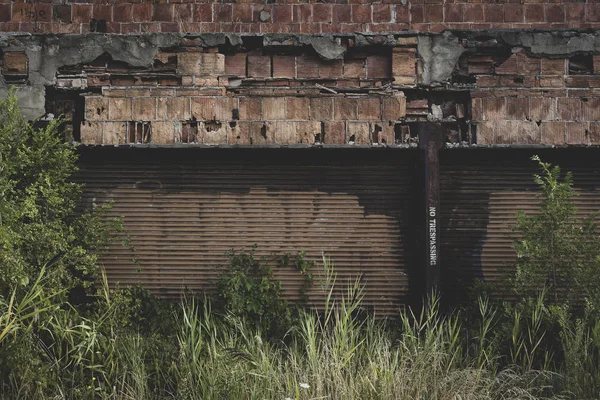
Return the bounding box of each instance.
[2,91,600,398]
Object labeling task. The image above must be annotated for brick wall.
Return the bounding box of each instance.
[1,1,600,34]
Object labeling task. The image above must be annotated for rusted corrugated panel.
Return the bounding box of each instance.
[78,148,417,314]
[440,149,600,301]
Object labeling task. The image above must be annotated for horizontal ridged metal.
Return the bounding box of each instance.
[77,148,418,314]
[440,148,600,301]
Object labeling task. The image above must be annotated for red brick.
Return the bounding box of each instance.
[160,23,179,33]
[566,4,585,23]
[13,3,51,23]
[53,4,71,23]
[215,5,232,22]
[273,56,296,78]
[541,58,566,75]
[464,5,484,23]
[566,122,588,145]
[516,52,540,75]
[225,54,247,77]
[396,5,410,24]
[589,122,600,144]
[335,98,358,120]
[320,59,343,79]
[323,121,346,144]
[445,4,463,23]
[293,5,312,23]
[366,55,390,79]
[525,4,544,23]
[582,98,600,121]
[392,48,416,77]
[557,98,581,121]
[347,122,370,144]
[233,4,253,23]
[344,59,366,79]
[121,24,140,34]
[175,4,193,23]
[529,98,556,121]
[285,97,309,120]
[332,5,352,24]
[263,97,285,120]
[352,5,371,23]
[247,55,271,78]
[239,97,262,120]
[539,76,564,88]
[382,96,406,120]
[410,5,424,24]
[373,5,392,23]
[0,5,10,23]
[297,56,320,78]
[566,76,590,89]
[586,4,600,23]
[482,98,505,121]
[495,54,517,75]
[484,4,503,23]
[273,5,292,23]
[153,4,173,22]
[545,4,564,23]
[540,122,565,145]
[194,4,212,23]
[310,98,334,121]
[313,4,332,23]
[506,97,528,120]
[358,97,381,120]
[131,4,151,23]
[505,4,523,23]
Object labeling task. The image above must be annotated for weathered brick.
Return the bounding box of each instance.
[476,121,494,145]
[357,97,381,120]
[276,121,298,145]
[239,97,262,120]
[582,98,600,121]
[323,121,345,144]
[382,96,406,120]
[151,121,176,144]
[85,96,108,121]
[309,98,334,121]
[588,122,600,145]
[273,56,296,78]
[103,122,127,145]
[80,121,103,145]
[133,97,157,121]
[541,58,566,75]
[214,97,238,121]
[248,55,271,78]
[495,54,518,75]
[392,48,416,78]
[517,121,541,144]
[557,98,581,121]
[191,97,214,120]
[494,121,517,144]
[297,121,321,144]
[344,59,366,79]
[200,53,225,76]
[201,121,228,145]
[516,52,541,75]
[540,122,565,145]
[263,97,286,120]
[529,98,556,121]
[471,98,483,121]
[177,53,201,75]
[229,122,251,145]
[225,54,247,77]
[334,98,358,120]
[366,55,390,79]
[250,121,275,144]
[319,59,343,79]
[167,97,191,120]
[152,4,173,22]
[347,122,370,144]
[2,52,27,76]
[109,98,132,120]
[285,97,309,120]
[482,97,505,121]
[566,122,588,145]
[506,97,528,120]
[297,56,320,78]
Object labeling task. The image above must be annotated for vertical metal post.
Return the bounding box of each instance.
[418,122,443,296]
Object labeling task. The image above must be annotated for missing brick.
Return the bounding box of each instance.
[260,124,267,139]
[128,122,152,144]
[90,19,107,33]
[372,124,383,145]
[44,87,84,142]
[181,120,198,143]
[204,120,222,132]
[394,122,413,144]
[569,54,593,75]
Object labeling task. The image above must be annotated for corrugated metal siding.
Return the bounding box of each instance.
[440,149,600,301]
[78,148,417,313]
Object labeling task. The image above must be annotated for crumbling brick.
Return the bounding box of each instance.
[108,98,132,120]
[541,58,566,75]
[85,96,108,121]
[229,122,251,145]
[347,121,370,144]
[382,96,406,120]
[2,52,27,77]
[104,121,127,145]
[297,121,321,144]
[80,121,102,144]
[201,121,228,144]
[250,121,275,144]
[191,97,214,120]
[214,97,238,121]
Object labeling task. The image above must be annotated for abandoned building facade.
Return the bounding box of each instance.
[2,1,600,311]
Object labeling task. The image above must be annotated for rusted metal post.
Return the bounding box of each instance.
[418,122,443,296]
